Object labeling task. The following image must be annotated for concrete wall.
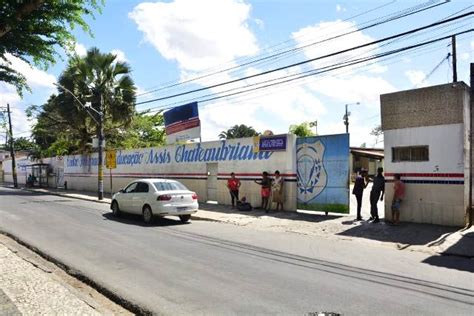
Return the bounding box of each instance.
[62,135,298,210]
[381,83,468,130]
[3,156,64,187]
[383,124,464,226]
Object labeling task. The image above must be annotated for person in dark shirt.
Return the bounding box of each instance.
[370,167,385,223]
[352,169,368,221]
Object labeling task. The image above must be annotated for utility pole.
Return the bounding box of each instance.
[97,94,104,200]
[309,120,318,135]
[6,104,17,188]
[469,63,473,227]
[53,82,104,200]
[343,102,359,134]
[452,36,457,83]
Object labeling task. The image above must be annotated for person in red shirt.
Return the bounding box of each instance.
[391,173,405,225]
[227,172,241,208]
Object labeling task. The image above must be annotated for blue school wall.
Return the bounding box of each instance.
[296,134,350,213]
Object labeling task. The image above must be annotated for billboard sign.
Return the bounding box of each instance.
[164,102,201,144]
[296,133,349,213]
[258,134,287,152]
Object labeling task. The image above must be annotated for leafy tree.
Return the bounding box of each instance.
[13,137,37,151]
[0,0,103,94]
[289,122,316,137]
[107,111,166,149]
[219,124,259,139]
[29,47,139,155]
[370,125,383,145]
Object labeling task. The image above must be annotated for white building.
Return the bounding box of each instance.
[381,82,470,226]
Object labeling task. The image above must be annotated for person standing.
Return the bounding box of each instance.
[370,167,385,223]
[352,169,368,220]
[272,170,284,211]
[227,172,241,208]
[391,174,405,225]
[255,171,272,212]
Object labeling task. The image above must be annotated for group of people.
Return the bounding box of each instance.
[352,167,405,225]
[226,171,284,213]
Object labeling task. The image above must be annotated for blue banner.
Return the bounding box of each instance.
[296,134,349,213]
[259,134,287,151]
[164,102,199,126]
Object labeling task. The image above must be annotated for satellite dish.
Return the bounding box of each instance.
[263,130,274,136]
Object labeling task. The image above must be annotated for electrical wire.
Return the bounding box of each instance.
[137,0,449,98]
[141,29,472,115]
[136,12,473,106]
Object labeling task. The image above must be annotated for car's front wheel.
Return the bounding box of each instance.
[179,214,191,223]
[143,205,154,224]
[111,201,121,217]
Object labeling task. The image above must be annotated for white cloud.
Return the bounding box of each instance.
[336,4,346,12]
[0,84,31,136]
[111,49,128,62]
[0,55,57,137]
[405,70,426,87]
[291,20,395,109]
[74,43,87,57]
[4,54,56,89]
[292,20,381,73]
[129,0,259,71]
[307,74,395,108]
[254,18,264,30]
[460,52,470,61]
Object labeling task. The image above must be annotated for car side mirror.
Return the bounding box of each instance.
[119,188,124,193]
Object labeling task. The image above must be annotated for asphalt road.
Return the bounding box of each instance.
[0,186,473,315]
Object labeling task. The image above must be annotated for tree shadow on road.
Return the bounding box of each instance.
[336,221,458,246]
[102,212,189,227]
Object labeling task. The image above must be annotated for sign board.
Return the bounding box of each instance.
[106,150,117,169]
[259,134,287,152]
[296,134,349,213]
[164,102,201,144]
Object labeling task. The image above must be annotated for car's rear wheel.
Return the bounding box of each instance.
[111,201,121,217]
[179,215,191,223]
[143,205,154,224]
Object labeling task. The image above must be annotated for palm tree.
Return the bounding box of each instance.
[219,124,259,139]
[57,47,136,150]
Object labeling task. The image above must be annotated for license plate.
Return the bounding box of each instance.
[177,207,187,211]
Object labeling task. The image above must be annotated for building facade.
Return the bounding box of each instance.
[381,82,470,226]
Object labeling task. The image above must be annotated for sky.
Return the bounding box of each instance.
[1,0,473,148]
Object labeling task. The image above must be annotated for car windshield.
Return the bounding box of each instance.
[153,181,188,191]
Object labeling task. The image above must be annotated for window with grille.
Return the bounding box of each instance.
[392,146,429,162]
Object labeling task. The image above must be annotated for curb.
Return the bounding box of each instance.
[0,231,153,316]
[22,188,110,205]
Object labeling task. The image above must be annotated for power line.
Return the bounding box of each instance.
[137,0,449,98]
[136,12,473,106]
[415,53,451,88]
[142,29,472,114]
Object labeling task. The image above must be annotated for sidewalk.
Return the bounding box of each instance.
[0,234,131,315]
[20,185,474,258]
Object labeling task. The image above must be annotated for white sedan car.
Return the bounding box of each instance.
[110,179,198,224]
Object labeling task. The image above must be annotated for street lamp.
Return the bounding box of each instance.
[54,83,105,200]
[309,120,318,135]
[343,102,360,134]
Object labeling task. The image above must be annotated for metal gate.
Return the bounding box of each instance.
[296,134,350,213]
